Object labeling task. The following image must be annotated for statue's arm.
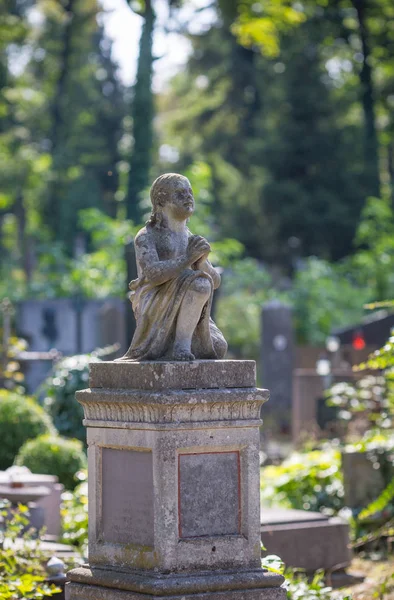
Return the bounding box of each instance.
[135,232,191,286]
[196,259,221,289]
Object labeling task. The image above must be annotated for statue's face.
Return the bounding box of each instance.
[166,179,195,220]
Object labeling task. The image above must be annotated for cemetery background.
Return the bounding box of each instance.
[1,0,394,598]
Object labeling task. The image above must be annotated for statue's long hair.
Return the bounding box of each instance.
[147,173,190,228]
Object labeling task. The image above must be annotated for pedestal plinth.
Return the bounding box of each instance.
[66,360,285,600]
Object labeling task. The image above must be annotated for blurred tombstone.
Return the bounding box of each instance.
[261,301,294,437]
[17,298,126,392]
[342,451,388,509]
[0,467,64,538]
[98,302,127,357]
[18,299,76,354]
[18,299,76,391]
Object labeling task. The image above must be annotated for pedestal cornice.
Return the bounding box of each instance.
[77,387,268,428]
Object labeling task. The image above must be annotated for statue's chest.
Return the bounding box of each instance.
[154,231,188,260]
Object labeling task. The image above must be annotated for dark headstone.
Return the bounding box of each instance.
[261,301,294,435]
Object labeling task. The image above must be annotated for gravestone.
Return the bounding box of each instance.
[342,451,387,509]
[261,301,294,436]
[66,173,285,600]
[261,508,351,573]
[66,361,285,600]
[17,298,126,392]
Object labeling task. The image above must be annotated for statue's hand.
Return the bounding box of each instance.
[194,253,209,270]
[187,236,211,264]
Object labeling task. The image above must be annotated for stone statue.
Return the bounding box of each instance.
[119,173,227,362]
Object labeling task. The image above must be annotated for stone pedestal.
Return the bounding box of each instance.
[66,360,285,600]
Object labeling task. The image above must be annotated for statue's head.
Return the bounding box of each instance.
[148,173,194,226]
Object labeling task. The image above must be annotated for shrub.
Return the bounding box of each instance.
[261,447,345,514]
[61,471,88,555]
[15,435,87,491]
[0,501,60,599]
[0,390,55,470]
[40,350,112,443]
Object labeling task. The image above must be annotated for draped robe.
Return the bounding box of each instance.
[120,228,227,362]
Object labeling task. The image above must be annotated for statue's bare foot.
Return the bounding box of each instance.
[172,343,195,361]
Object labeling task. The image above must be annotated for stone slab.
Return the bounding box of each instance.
[260,508,328,526]
[87,425,262,573]
[101,449,154,547]
[261,514,351,572]
[66,566,285,595]
[90,360,256,391]
[342,451,387,509]
[66,582,286,600]
[179,451,240,538]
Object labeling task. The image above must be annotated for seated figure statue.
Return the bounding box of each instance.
[120,173,227,361]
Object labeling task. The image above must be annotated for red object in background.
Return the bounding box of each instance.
[352,331,366,350]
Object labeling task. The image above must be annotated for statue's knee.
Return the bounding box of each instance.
[191,277,211,296]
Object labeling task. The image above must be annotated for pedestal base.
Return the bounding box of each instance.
[68,361,284,600]
[66,565,286,600]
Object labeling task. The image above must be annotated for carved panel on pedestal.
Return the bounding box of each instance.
[178,451,241,538]
[101,448,154,546]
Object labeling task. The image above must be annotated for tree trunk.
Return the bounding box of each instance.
[352,0,380,197]
[388,141,394,207]
[45,0,75,238]
[126,0,155,224]
[14,187,33,284]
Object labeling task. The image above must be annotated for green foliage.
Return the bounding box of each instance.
[358,478,394,522]
[0,502,60,599]
[217,254,370,357]
[61,471,88,555]
[0,390,55,470]
[15,434,87,491]
[216,258,281,359]
[58,209,137,298]
[260,448,344,514]
[352,196,394,302]
[327,374,393,431]
[0,334,27,393]
[162,3,371,267]
[233,1,305,58]
[284,571,351,600]
[0,0,125,293]
[261,554,351,599]
[327,327,394,430]
[39,352,101,443]
[327,327,394,544]
[291,258,370,345]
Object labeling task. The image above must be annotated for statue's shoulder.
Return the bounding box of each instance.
[134,226,152,249]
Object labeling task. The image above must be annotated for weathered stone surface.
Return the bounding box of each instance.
[66,581,286,600]
[119,173,227,362]
[77,386,268,428]
[260,508,327,525]
[342,451,386,509]
[67,359,284,600]
[67,566,284,594]
[179,451,240,538]
[101,449,154,547]
[90,360,256,390]
[86,425,262,572]
[261,509,351,572]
